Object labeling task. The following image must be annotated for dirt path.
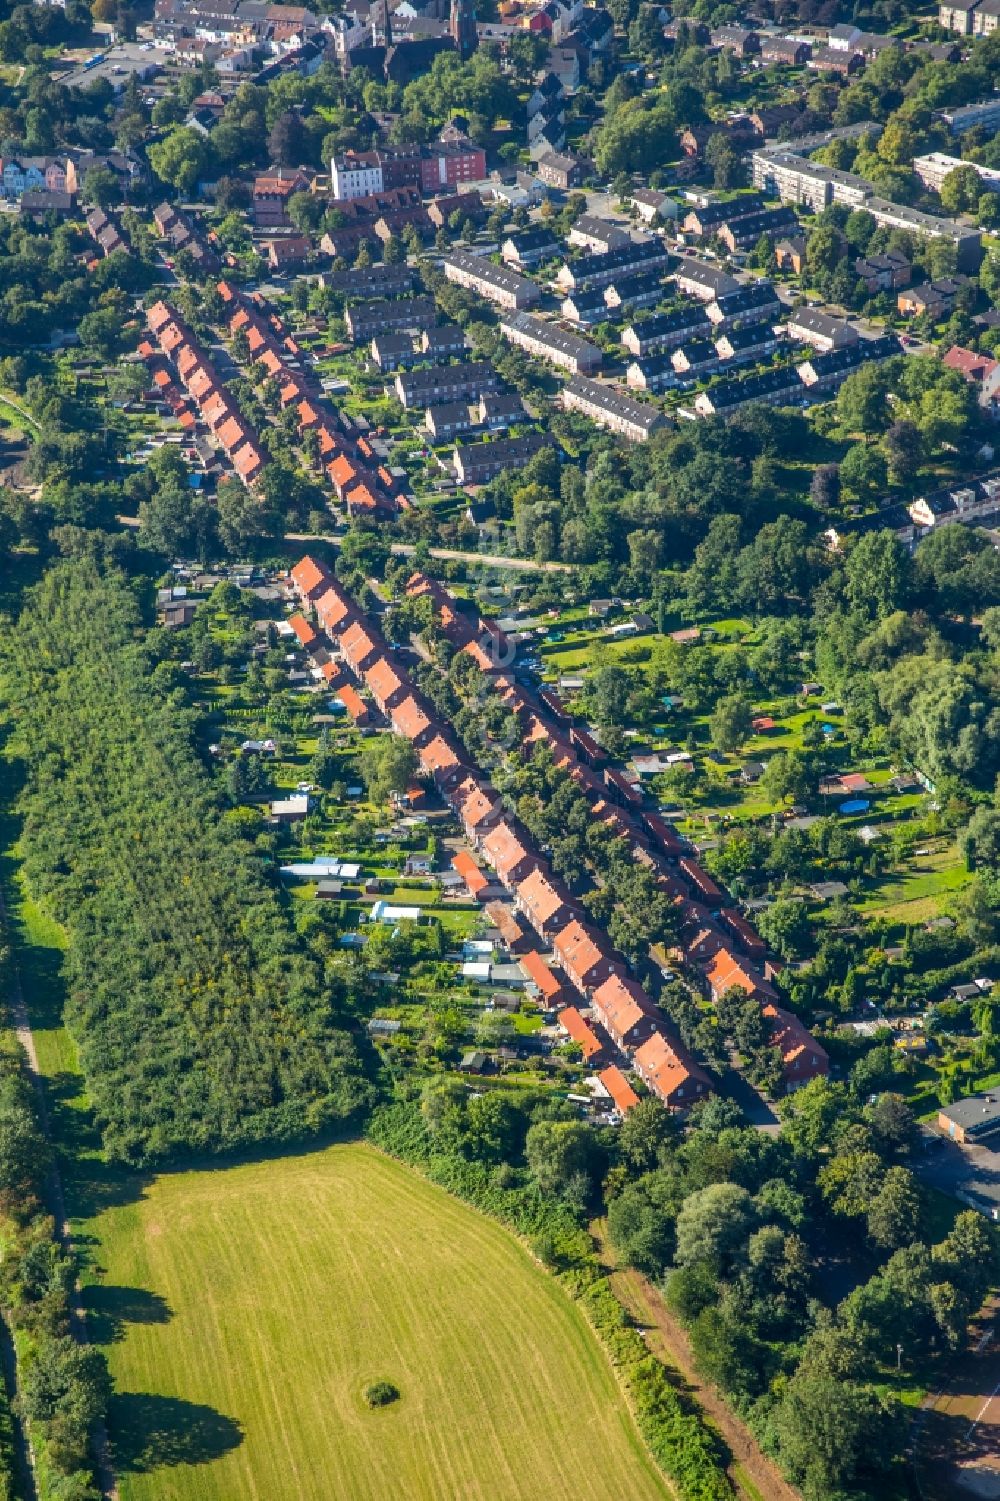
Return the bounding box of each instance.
[592,1222,800,1501]
[0,885,119,1501]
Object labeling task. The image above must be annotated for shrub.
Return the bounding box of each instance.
[364,1381,400,1408]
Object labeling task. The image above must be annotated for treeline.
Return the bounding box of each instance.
[0,937,109,1501]
[2,560,371,1166]
[607,1080,999,1501]
[368,1096,733,1501]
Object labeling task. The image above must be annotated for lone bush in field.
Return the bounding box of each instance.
[364,1380,400,1408]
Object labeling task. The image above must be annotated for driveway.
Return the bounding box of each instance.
[912,1129,1000,1218]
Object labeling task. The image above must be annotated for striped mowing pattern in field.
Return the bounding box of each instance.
[92,1144,671,1501]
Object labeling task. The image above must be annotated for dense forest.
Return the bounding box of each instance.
[0,560,371,1165]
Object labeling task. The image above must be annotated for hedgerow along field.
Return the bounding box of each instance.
[91,1143,671,1501]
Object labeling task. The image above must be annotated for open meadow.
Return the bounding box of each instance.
[88,1143,671,1501]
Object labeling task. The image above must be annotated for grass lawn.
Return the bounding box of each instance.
[855,845,971,923]
[88,1144,671,1501]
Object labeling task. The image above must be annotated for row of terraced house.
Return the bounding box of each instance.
[145,299,268,484]
[288,554,829,1114]
[216,279,399,517]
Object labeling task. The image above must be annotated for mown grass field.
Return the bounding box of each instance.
[90,1144,671,1501]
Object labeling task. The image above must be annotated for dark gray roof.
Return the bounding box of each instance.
[940,1094,1000,1132]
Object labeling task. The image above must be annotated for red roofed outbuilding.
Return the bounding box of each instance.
[600,1065,641,1116]
[451,850,490,899]
[558,1006,605,1062]
[288,614,319,649]
[519,949,568,1006]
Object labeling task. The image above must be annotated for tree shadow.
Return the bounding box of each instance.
[82,1284,172,1345]
[109,1393,243,1473]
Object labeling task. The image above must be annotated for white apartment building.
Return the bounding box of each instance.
[912,151,1000,193]
[330,153,383,201]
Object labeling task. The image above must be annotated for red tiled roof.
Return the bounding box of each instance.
[679,858,724,903]
[328,453,360,492]
[419,734,462,781]
[315,584,354,634]
[553,919,613,988]
[365,656,407,710]
[705,946,771,1000]
[592,973,654,1044]
[159,322,185,354]
[231,442,265,481]
[459,779,498,832]
[463,638,497,671]
[147,300,173,333]
[943,344,998,383]
[517,867,570,929]
[201,390,231,428]
[519,949,565,1000]
[176,345,200,378]
[481,820,535,884]
[600,1064,640,1115]
[347,484,388,514]
[558,1006,604,1060]
[288,613,318,649]
[840,772,871,792]
[291,555,332,601]
[392,694,433,743]
[634,1030,708,1107]
[452,850,489,896]
[719,908,766,954]
[217,415,248,452]
[643,812,685,855]
[187,366,215,401]
[763,1004,829,1079]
